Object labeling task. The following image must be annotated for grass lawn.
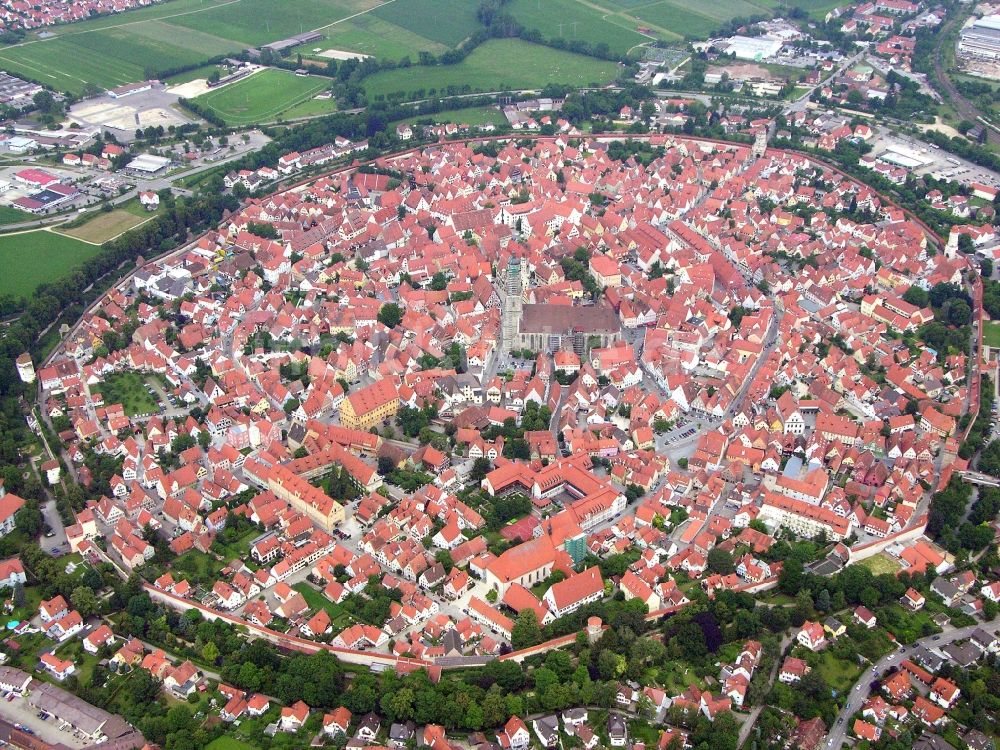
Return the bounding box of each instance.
[391,105,507,129]
[166,65,226,85]
[293,582,355,629]
[362,39,620,100]
[278,95,339,121]
[855,553,902,576]
[877,603,942,644]
[0,205,34,226]
[190,69,330,126]
[11,631,50,673]
[212,528,260,561]
[656,661,704,694]
[168,548,219,589]
[175,164,230,190]
[7,585,43,625]
[58,205,154,244]
[0,229,103,298]
[985,320,1000,349]
[812,650,863,695]
[55,640,100,685]
[94,372,161,417]
[206,736,262,750]
[760,592,797,606]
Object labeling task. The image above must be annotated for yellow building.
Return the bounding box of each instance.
[589,254,621,288]
[339,379,400,431]
[267,463,344,532]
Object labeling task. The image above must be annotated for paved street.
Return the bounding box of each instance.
[824,620,1000,749]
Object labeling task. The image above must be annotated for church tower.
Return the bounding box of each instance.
[502,256,523,349]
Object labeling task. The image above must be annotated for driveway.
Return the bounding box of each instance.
[40,498,68,554]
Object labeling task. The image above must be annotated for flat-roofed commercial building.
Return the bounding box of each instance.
[960,15,1000,61]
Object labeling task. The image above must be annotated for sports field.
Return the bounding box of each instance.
[361,39,620,101]
[0,229,103,298]
[190,69,331,125]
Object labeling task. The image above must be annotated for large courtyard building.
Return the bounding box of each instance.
[339,379,400,430]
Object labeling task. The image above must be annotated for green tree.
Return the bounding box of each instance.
[70,586,99,618]
[707,548,735,575]
[470,457,492,482]
[378,303,404,329]
[202,641,220,664]
[511,609,542,650]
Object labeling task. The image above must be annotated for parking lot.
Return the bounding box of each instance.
[0,694,91,749]
[870,128,1000,188]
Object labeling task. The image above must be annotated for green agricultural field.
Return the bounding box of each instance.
[21,0,236,38]
[629,2,722,38]
[371,0,482,47]
[0,205,34,226]
[0,229,102,298]
[190,69,331,125]
[316,14,450,61]
[0,37,136,92]
[784,0,844,18]
[170,0,374,46]
[0,0,369,94]
[361,39,619,101]
[0,23,238,94]
[507,0,651,55]
[589,0,776,38]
